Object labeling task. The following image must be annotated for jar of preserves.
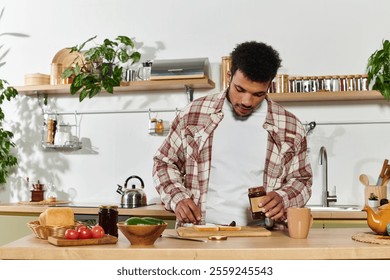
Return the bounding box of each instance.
[248,186,266,220]
[98,205,118,237]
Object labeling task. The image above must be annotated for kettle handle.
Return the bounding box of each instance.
[124,175,144,189]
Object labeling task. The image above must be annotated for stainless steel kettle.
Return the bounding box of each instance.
[116,175,147,208]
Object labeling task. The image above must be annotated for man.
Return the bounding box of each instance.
[152,41,312,227]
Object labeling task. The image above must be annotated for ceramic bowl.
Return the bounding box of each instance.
[117,221,167,245]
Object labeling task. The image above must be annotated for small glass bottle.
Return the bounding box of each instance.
[248,186,266,220]
[155,119,164,135]
[98,205,118,237]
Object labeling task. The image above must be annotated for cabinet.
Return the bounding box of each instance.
[312,219,367,229]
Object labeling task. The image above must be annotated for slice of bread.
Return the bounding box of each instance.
[218,225,242,231]
[192,224,219,231]
[39,207,74,226]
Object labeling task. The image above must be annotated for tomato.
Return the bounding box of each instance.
[78,227,93,239]
[91,225,105,238]
[76,224,88,233]
[64,229,79,240]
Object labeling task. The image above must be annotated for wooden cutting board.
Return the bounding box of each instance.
[177,226,271,238]
[48,235,118,246]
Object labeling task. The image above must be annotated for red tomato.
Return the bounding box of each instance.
[64,229,79,240]
[78,227,93,239]
[91,225,105,239]
[76,224,88,233]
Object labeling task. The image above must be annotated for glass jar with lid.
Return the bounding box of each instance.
[98,205,118,237]
[248,186,266,220]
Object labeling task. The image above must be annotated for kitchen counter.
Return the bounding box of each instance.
[0,202,366,219]
[0,227,386,260]
[0,202,176,218]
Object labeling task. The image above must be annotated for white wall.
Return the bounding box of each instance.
[1,0,390,207]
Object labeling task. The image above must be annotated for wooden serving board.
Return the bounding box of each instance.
[177,226,271,238]
[48,235,118,246]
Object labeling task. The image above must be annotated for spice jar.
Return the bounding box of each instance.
[98,205,118,237]
[155,119,164,135]
[248,186,266,220]
[361,74,368,91]
[148,118,157,134]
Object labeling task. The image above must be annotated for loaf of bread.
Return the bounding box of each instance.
[218,225,242,231]
[193,224,219,231]
[39,207,74,226]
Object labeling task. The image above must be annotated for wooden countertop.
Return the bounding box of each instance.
[0,227,386,260]
[0,202,366,219]
[0,202,176,218]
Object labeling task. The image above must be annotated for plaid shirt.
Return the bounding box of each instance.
[152,91,312,223]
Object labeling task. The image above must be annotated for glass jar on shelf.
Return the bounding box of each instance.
[331,75,340,92]
[323,76,332,91]
[294,76,303,92]
[361,74,369,91]
[339,75,347,91]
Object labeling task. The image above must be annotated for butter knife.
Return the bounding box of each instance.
[162,234,207,243]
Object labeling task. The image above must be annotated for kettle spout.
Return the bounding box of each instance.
[116,184,124,195]
[362,204,383,234]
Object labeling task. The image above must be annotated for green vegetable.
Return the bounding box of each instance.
[125,217,165,225]
[142,217,165,225]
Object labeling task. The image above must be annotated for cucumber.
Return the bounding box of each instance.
[142,217,165,225]
[125,217,155,225]
[124,217,165,225]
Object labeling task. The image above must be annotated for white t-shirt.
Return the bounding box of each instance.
[206,99,268,226]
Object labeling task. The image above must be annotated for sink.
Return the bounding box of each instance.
[307,205,362,212]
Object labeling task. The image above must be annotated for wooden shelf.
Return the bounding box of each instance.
[14,77,216,96]
[14,78,385,102]
[268,90,384,102]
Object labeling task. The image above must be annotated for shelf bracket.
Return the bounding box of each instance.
[185,85,194,102]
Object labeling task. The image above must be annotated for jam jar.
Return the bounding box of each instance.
[98,205,118,237]
[248,186,266,220]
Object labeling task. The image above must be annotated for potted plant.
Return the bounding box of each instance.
[366,39,390,100]
[0,79,18,184]
[0,7,24,184]
[368,192,379,208]
[62,35,141,102]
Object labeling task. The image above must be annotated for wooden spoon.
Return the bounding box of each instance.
[359,174,370,187]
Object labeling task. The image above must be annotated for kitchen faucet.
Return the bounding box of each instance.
[319,146,337,207]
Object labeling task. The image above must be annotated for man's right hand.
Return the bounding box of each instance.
[175,198,201,224]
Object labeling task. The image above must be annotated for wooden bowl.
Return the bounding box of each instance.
[117,221,167,246]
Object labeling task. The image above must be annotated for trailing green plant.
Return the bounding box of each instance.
[62,35,141,102]
[0,79,18,184]
[367,39,390,100]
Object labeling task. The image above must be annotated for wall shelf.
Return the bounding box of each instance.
[268,90,384,102]
[14,77,215,96]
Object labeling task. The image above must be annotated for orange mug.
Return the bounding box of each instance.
[287,207,313,239]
